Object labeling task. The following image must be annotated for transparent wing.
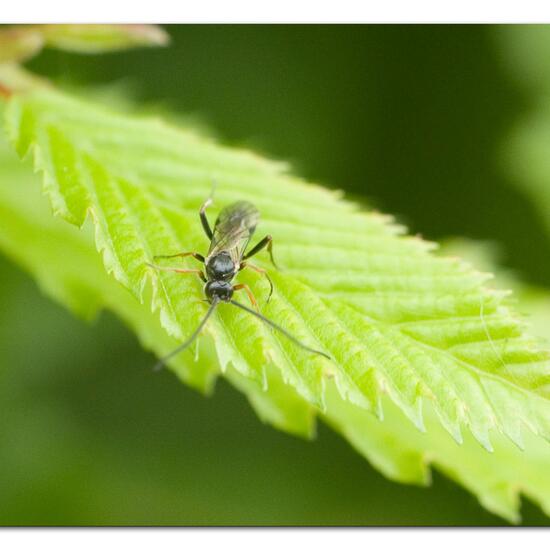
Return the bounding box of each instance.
[208,201,260,263]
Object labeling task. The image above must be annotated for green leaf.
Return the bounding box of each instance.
[504,103,550,243]
[497,27,550,274]
[2,141,550,523]
[2,89,550,521]
[3,147,550,523]
[38,24,170,54]
[0,25,168,61]
[0,27,43,64]
[0,25,169,96]
[441,238,550,344]
[496,26,550,94]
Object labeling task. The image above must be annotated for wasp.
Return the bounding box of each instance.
[148,194,330,369]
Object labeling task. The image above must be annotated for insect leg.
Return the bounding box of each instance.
[154,251,205,263]
[200,197,214,240]
[147,262,207,283]
[240,262,274,303]
[243,234,278,269]
[233,283,260,312]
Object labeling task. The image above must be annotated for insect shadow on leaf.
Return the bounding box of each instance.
[147,193,331,370]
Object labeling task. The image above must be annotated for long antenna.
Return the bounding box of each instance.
[230,299,331,360]
[154,298,219,371]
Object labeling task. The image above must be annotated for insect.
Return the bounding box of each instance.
[148,194,331,369]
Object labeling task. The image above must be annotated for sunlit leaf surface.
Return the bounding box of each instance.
[2,90,550,521]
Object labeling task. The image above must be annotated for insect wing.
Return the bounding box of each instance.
[208,201,260,263]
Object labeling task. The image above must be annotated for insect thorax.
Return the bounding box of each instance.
[206,251,236,281]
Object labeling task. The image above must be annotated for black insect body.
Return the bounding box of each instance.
[148,196,330,369]
[203,200,270,305]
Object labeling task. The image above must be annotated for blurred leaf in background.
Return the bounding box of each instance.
[497,26,550,249]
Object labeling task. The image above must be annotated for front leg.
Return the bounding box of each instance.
[147,262,207,283]
[200,197,214,240]
[243,234,278,269]
[154,251,205,263]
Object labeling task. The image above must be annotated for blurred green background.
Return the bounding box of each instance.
[1,25,550,525]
